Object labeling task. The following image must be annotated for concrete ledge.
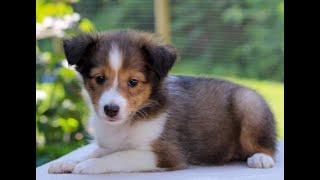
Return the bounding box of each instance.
[36,141,283,180]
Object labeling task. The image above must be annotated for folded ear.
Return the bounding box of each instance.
[142,43,177,79]
[63,33,99,67]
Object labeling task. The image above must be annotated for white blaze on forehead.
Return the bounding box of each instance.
[109,44,122,72]
[98,44,127,121]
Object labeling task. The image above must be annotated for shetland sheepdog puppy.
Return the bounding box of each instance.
[48,30,276,174]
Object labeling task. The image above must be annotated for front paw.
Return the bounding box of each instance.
[247,153,275,168]
[72,158,106,174]
[48,160,80,174]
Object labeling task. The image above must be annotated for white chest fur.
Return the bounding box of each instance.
[90,113,168,152]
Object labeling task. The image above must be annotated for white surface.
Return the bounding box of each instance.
[36,141,284,180]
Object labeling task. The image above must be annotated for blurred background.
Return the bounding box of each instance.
[36,0,284,167]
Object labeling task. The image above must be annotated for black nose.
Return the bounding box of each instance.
[104,104,119,117]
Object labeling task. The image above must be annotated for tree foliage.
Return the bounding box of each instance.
[36,0,94,166]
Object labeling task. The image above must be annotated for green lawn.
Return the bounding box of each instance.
[171,70,284,140]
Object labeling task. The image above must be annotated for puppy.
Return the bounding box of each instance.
[48,30,276,174]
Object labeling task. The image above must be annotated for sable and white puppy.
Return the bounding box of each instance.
[48,30,276,174]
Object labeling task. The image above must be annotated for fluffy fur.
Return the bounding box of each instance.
[48,30,276,174]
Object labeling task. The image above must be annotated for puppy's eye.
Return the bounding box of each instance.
[128,79,138,87]
[95,76,105,84]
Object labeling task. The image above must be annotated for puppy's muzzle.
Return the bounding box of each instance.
[104,104,120,117]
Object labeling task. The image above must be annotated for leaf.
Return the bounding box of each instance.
[58,117,79,132]
[58,68,77,82]
[37,2,74,22]
[79,18,95,32]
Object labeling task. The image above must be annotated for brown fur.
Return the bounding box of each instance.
[84,66,115,111]
[149,76,276,169]
[65,30,161,118]
[63,30,277,170]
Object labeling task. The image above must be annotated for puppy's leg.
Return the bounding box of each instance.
[72,150,163,174]
[247,153,275,168]
[48,144,110,174]
[233,88,277,168]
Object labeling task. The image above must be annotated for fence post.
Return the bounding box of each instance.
[154,0,171,43]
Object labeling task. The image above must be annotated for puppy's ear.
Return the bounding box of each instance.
[63,33,98,67]
[142,43,177,79]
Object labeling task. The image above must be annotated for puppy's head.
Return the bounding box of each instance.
[63,30,177,125]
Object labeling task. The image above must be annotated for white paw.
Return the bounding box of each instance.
[72,158,106,174]
[48,160,80,174]
[247,153,275,168]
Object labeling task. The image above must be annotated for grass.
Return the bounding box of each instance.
[171,68,284,140]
